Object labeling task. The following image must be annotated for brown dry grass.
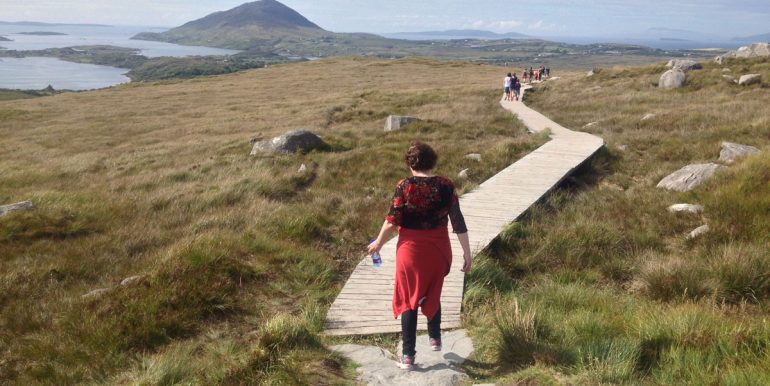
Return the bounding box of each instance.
[0,57,543,384]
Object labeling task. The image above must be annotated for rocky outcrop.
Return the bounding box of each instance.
[0,201,34,217]
[457,169,470,179]
[465,153,482,162]
[659,69,687,89]
[719,142,760,163]
[716,42,770,62]
[120,275,147,286]
[668,204,704,214]
[250,130,327,155]
[738,74,762,86]
[657,163,722,192]
[666,59,702,72]
[81,288,111,300]
[641,113,656,121]
[687,224,710,240]
[332,330,473,386]
[385,115,420,132]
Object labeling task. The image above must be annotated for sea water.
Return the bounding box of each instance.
[0,24,239,90]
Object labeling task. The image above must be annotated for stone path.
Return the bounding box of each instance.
[332,329,473,386]
[328,81,604,385]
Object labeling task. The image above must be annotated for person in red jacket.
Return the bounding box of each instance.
[368,141,472,371]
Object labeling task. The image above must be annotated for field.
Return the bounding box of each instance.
[3,52,769,385]
[0,58,543,384]
[465,57,770,384]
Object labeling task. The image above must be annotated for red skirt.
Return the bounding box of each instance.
[392,227,452,320]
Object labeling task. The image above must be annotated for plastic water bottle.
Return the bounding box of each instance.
[369,240,382,268]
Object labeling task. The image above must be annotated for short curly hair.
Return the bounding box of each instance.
[404,141,438,171]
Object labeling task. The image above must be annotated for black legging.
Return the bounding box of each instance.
[401,307,441,357]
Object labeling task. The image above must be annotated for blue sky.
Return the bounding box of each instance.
[1,0,768,37]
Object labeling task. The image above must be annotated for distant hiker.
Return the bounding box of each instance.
[529,67,535,83]
[504,73,513,101]
[512,74,521,101]
[546,67,551,77]
[368,141,472,371]
[522,69,529,83]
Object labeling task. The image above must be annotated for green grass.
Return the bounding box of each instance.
[463,57,770,385]
[0,58,544,384]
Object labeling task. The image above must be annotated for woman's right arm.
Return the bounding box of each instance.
[368,220,397,255]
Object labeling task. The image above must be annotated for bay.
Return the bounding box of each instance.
[0,24,239,90]
[0,57,130,90]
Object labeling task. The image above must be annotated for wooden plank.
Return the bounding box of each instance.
[323,86,604,336]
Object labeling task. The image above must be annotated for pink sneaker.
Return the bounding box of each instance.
[430,338,441,351]
[398,355,414,370]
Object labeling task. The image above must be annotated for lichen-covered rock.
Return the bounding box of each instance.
[666,59,702,72]
[659,69,687,89]
[719,142,760,163]
[0,201,34,217]
[668,204,704,214]
[717,43,770,63]
[384,115,420,132]
[687,224,710,240]
[641,113,656,121]
[458,169,470,179]
[465,153,482,162]
[657,163,722,192]
[82,288,111,300]
[250,130,327,155]
[738,74,762,86]
[120,275,147,286]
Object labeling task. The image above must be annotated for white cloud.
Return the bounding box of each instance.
[488,20,524,31]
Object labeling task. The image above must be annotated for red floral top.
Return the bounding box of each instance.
[386,176,468,233]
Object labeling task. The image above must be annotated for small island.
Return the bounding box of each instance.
[19,31,68,36]
[0,36,12,41]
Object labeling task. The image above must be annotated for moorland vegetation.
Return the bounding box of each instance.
[0,58,544,384]
[465,56,770,384]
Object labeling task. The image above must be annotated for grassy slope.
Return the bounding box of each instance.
[0,58,544,384]
[465,57,770,384]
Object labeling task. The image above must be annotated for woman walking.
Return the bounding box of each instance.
[368,141,472,371]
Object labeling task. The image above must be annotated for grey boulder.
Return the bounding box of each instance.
[465,153,482,162]
[657,163,723,192]
[738,74,762,86]
[250,130,327,155]
[668,204,704,214]
[717,43,770,63]
[720,142,759,163]
[385,115,420,132]
[0,201,34,217]
[687,225,711,240]
[332,329,473,386]
[120,275,147,286]
[659,69,687,89]
[641,113,656,121]
[457,169,470,179]
[666,59,702,72]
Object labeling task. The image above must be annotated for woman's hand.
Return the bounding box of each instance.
[461,251,473,272]
[367,239,382,255]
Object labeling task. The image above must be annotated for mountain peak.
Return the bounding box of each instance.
[180,0,323,31]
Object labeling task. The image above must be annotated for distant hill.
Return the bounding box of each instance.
[385,29,529,41]
[0,36,11,42]
[132,0,332,50]
[732,33,770,42]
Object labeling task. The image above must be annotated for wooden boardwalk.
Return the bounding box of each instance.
[324,84,604,336]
